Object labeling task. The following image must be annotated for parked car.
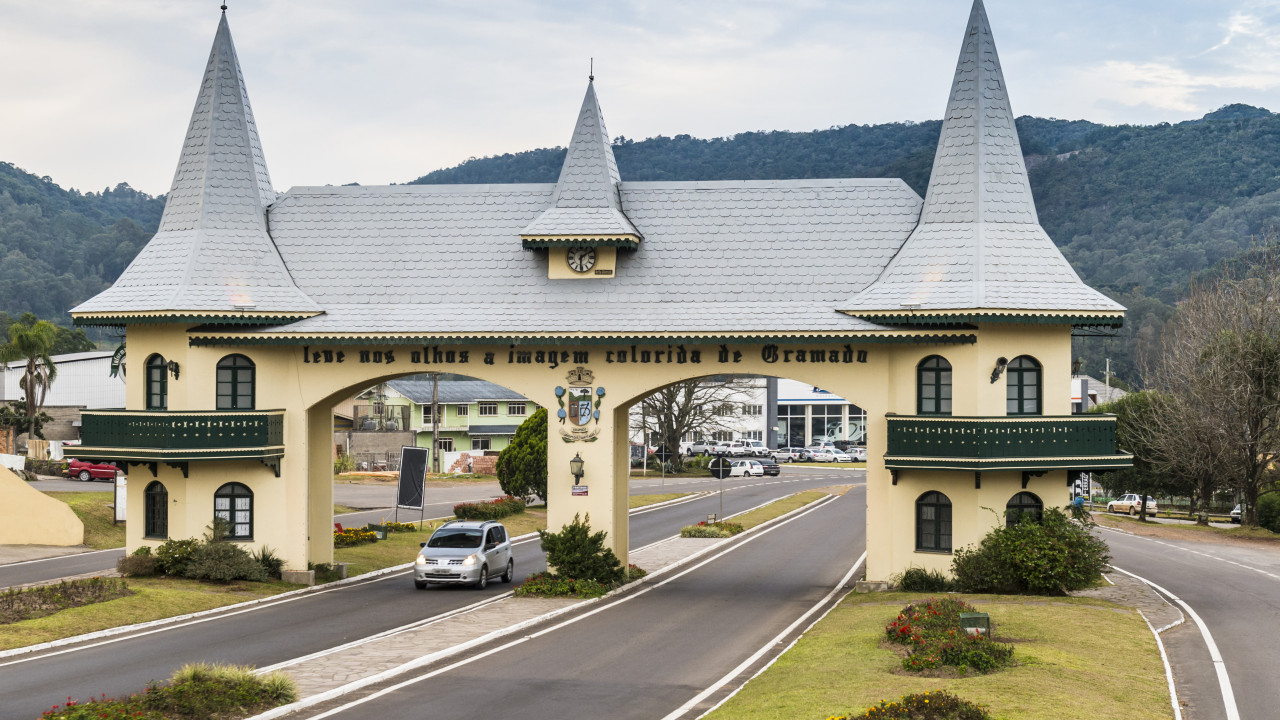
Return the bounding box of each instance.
[713,440,752,457]
[744,440,771,458]
[1231,504,1244,524]
[804,447,836,462]
[757,457,781,476]
[1107,494,1158,516]
[414,520,513,590]
[64,459,120,482]
[689,439,718,456]
[773,447,803,462]
[729,459,765,477]
[848,447,867,462]
[678,441,694,456]
[828,448,853,462]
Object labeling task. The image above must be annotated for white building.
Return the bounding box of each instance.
[2,351,125,410]
[773,378,867,448]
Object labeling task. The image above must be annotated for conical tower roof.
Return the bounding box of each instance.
[73,11,319,323]
[521,79,642,249]
[839,0,1122,323]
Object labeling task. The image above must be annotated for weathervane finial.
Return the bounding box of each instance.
[221,3,227,13]
[589,57,594,82]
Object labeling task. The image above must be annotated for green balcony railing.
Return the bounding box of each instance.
[77,410,285,464]
[885,415,1132,471]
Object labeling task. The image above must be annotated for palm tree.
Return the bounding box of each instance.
[0,317,59,439]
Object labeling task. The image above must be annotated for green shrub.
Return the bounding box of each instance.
[41,663,296,719]
[886,597,1014,674]
[683,454,712,470]
[834,690,991,720]
[513,571,611,599]
[154,538,201,576]
[252,546,285,579]
[25,458,69,476]
[333,454,356,474]
[116,553,156,577]
[1258,493,1280,533]
[680,521,744,538]
[496,408,547,501]
[895,566,954,592]
[183,542,267,583]
[951,508,1110,595]
[1,578,131,624]
[453,495,526,520]
[538,513,624,585]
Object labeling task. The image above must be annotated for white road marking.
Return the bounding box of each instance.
[1101,526,1280,581]
[282,494,841,720]
[1138,609,1183,720]
[1111,565,1239,720]
[677,552,867,720]
[0,548,121,570]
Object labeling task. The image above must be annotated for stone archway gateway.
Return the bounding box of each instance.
[71,0,1130,582]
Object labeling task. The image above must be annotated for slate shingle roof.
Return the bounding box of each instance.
[521,81,641,243]
[387,379,529,405]
[839,0,1123,317]
[72,13,318,318]
[263,179,922,335]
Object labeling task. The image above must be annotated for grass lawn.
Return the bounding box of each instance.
[45,491,124,549]
[629,468,712,478]
[0,576,298,651]
[1097,513,1280,543]
[629,492,694,509]
[333,509,549,577]
[788,461,867,469]
[706,592,1170,720]
[731,491,828,530]
[333,504,360,515]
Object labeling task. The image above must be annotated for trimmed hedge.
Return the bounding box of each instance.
[952,508,1110,595]
[453,495,526,520]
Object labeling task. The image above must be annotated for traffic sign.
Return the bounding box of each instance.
[653,447,673,461]
[709,456,732,479]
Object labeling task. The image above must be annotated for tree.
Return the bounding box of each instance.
[1136,243,1280,526]
[1093,391,1186,521]
[636,376,758,472]
[496,408,547,502]
[0,316,59,439]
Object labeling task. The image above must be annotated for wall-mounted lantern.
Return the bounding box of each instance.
[569,452,585,486]
[989,357,1008,384]
[166,360,180,380]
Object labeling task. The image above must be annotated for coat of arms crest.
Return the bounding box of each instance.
[556,367,605,442]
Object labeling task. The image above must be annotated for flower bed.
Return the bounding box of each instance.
[453,495,526,521]
[333,527,378,548]
[1,578,131,625]
[827,690,991,720]
[885,598,1014,674]
[680,521,745,538]
[40,662,295,719]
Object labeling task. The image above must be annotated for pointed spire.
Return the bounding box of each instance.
[920,0,1037,225]
[838,0,1123,319]
[72,12,319,320]
[521,78,641,248]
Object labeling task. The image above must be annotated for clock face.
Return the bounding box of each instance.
[566,247,597,273]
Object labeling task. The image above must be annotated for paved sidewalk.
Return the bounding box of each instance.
[263,536,726,703]
[1071,571,1183,630]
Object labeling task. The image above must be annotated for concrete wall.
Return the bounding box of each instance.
[0,466,84,545]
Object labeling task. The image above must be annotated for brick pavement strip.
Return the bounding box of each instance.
[1071,571,1184,630]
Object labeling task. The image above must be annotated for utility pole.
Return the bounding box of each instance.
[1105,359,1111,402]
[431,372,441,475]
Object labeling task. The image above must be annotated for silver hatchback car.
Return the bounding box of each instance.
[414,520,514,590]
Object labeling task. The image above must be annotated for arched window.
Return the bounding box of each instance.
[917,356,952,415]
[214,482,253,540]
[1006,492,1044,527]
[1006,356,1042,415]
[146,354,167,411]
[144,481,168,539]
[916,491,952,552]
[216,355,255,410]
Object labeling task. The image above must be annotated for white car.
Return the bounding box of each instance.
[773,447,802,462]
[713,440,751,457]
[828,448,852,462]
[689,439,718,455]
[804,447,836,462]
[847,447,867,462]
[1107,494,1158,516]
[729,459,764,477]
[744,440,772,457]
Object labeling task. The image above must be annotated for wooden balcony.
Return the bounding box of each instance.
[77,410,285,476]
[884,415,1132,472]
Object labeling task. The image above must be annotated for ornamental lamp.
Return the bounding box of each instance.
[569,453,585,485]
[960,612,991,637]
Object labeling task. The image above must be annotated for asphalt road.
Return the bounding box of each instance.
[0,469,855,719]
[301,487,867,720]
[1106,527,1280,720]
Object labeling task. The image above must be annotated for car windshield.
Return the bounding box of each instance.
[426,529,483,549]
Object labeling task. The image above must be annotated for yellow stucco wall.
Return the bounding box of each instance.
[120,320,1073,579]
[0,466,84,546]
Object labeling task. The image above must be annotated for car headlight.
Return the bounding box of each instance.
[461,554,478,566]
[414,555,426,566]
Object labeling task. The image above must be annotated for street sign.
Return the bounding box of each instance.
[653,447,672,461]
[709,456,732,479]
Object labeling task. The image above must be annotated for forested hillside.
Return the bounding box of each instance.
[412,104,1280,384]
[4,105,1279,384]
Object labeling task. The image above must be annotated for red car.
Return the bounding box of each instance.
[65,459,120,482]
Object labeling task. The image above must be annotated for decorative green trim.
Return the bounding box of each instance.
[79,410,285,465]
[885,414,1132,471]
[521,237,641,250]
[74,314,317,328]
[187,333,979,348]
[852,313,1124,329]
[75,447,285,462]
[884,456,1134,471]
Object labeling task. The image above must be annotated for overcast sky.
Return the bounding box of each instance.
[4,0,1280,196]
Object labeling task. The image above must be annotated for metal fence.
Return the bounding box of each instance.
[350,451,401,472]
